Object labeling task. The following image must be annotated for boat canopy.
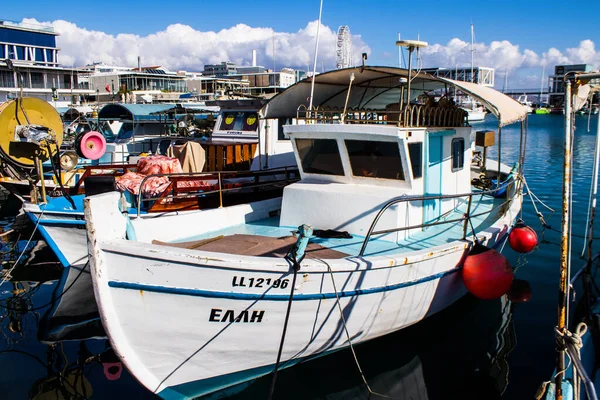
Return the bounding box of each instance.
[261,66,527,127]
[98,104,178,122]
[63,105,94,121]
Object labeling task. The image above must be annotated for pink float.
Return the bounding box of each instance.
[78,131,106,160]
[103,361,123,380]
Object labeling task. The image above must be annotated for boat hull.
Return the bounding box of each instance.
[85,189,521,399]
[466,110,486,122]
[94,238,468,399]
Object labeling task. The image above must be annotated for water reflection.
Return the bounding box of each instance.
[0,213,518,399]
[223,295,516,400]
[0,217,154,399]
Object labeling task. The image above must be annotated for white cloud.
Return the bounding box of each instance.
[420,37,599,87]
[21,18,598,88]
[566,39,599,65]
[21,18,371,72]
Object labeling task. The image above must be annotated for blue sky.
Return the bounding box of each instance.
[3,0,599,88]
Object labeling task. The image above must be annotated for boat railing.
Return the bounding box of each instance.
[358,177,519,257]
[134,166,300,217]
[296,104,469,128]
[73,163,138,193]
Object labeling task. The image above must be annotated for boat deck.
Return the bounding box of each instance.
[163,193,505,258]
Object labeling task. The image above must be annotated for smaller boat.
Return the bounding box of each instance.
[460,98,487,122]
[577,103,599,116]
[535,103,551,114]
[517,95,534,113]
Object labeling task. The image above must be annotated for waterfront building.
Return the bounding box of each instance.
[184,74,250,101]
[203,61,238,78]
[422,66,495,87]
[0,19,93,104]
[78,63,255,103]
[203,59,301,95]
[79,63,188,100]
[549,64,599,107]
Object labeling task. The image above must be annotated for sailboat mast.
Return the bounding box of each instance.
[470,24,474,83]
[308,0,324,111]
[540,66,545,105]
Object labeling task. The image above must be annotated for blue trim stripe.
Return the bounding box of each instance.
[38,219,86,226]
[108,268,460,301]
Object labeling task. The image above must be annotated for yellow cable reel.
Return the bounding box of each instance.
[0,98,64,168]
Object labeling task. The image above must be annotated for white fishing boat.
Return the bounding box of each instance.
[462,99,487,122]
[84,62,529,399]
[517,94,534,114]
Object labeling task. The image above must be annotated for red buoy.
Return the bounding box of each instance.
[508,220,538,253]
[462,243,513,300]
[507,279,532,303]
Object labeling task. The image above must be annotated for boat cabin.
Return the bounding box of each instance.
[280,124,471,241]
[260,66,529,241]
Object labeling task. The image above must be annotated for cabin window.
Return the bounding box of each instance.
[408,142,423,178]
[219,111,259,132]
[452,138,465,171]
[277,118,292,140]
[345,140,405,180]
[296,139,344,176]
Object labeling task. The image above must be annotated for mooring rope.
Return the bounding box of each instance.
[521,175,554,229]
[267,246,302,400]
[536,323,589,400]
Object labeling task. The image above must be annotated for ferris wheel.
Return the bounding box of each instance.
[336,26,352,69]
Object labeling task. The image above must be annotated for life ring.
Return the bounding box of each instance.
[75,131,106,160]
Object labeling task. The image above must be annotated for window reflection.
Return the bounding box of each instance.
[296,139,344,175]
[219,112,259,132]
[346,140,405,180]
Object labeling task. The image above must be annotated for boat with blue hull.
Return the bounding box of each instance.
[84,63,529,399]
[0,91,299,336]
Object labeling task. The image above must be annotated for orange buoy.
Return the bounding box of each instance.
[508,220,538,254]
[507,279,532,303]
[462,243,513,300]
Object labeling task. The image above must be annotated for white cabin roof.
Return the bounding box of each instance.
[261,66,527,127]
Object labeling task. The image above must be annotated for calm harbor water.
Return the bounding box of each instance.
[0,112,598,399]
